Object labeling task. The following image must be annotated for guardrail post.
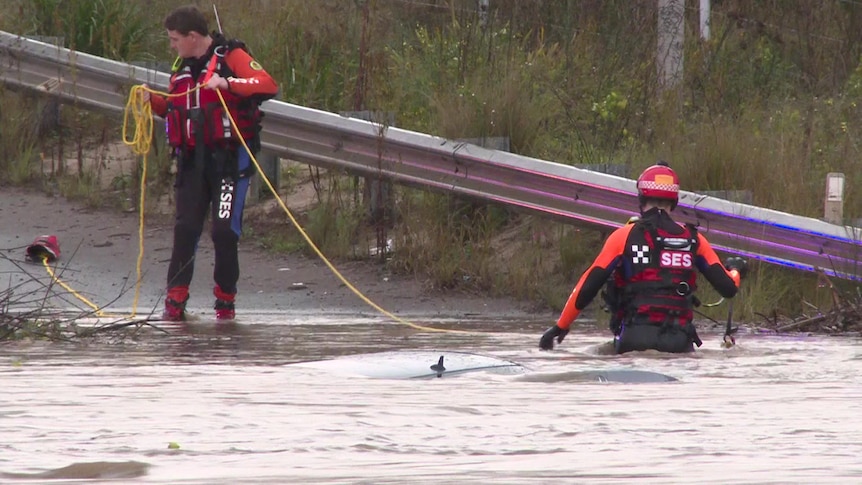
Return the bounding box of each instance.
[453,136,512,227]
[572,163,631,237]
[458,136,510,153]
[341,111,396,224]
[27,36,65,136]
[824,172,844,225]
[248,150,281,203]
[342,110,396,259]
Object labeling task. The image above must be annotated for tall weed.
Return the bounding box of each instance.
[22,0,156,60]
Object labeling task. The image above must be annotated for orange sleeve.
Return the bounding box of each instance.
[696,233,741,289]
[149,92,168,118]
[696,233,722,266]
[556,224,633,329]
[223,48,279,98]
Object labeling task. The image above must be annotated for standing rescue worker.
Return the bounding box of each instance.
[539,161,748,353]
[147,5,279,321]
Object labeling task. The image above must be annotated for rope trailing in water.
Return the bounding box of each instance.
[40,255,105,317]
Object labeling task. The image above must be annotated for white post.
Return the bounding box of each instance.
[657,0,685,91]
[824,172,845,225]
[479,0,489,28]
[699,0,711,41]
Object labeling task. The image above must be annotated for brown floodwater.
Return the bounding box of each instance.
[1,314,860,484]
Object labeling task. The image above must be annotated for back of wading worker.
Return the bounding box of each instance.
[539,161,748,354]
[146,5,279,321]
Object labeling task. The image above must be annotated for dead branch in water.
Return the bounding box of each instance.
[760,271,862,335]
[0,249,163,341]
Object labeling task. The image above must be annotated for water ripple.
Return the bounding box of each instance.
[0,319,860,483]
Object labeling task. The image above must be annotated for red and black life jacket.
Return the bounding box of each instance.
[164,37,263,149]
[619,221,699,326]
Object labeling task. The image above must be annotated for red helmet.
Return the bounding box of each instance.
[636,162,679,208]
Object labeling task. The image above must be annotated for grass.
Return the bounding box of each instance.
[2,0,862,323]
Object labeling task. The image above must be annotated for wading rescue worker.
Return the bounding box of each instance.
[539,161,748,353]
[146,5,279,321]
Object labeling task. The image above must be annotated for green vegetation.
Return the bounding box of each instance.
[2,0,861,322]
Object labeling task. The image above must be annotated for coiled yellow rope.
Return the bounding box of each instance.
[120,84,156,318]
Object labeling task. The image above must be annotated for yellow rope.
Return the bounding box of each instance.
[120,83,202,318]
[121,84,154,318]
[40,256,105,317]
[122,85,154,156]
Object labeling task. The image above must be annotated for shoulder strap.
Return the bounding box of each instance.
[211,31,250,54]
[226,38,248,52]
[684,223,699,252]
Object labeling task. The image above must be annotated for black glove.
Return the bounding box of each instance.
[539,325,569,350]
[724,256,748,279]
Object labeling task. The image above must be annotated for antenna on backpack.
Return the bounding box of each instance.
[213,4,223,34]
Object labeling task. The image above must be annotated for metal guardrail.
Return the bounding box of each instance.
[2,30,861,280]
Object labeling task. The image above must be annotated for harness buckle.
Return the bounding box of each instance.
[675,281,691,296]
